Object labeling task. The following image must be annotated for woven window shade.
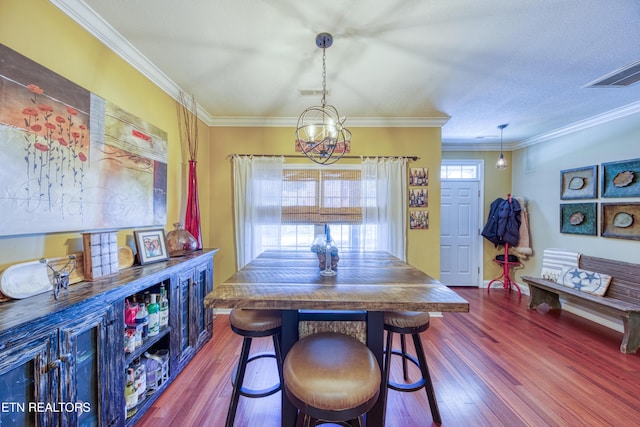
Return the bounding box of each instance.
[282,169,362,224]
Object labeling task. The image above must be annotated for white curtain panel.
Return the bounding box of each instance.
[361,157,408,261]
[233,155,284,269]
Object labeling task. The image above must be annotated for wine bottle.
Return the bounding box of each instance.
[125,368,138,419]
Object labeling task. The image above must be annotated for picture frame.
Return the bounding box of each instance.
[409,210,429,229]
[134,229,169,265]
[601,202,640,240]
[560,165,597,200]
[409,188,427,208]
[409,167,428,186]
[560,203,597,235]
[601,158,640,198]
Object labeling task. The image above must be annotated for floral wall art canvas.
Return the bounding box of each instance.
[0,44,167,236]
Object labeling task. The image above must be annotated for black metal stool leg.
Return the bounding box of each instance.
[400,333,409,381]
[272,333,284,388]
[412,333,441,424]
[382,329,394,415]
[226,336,252,427]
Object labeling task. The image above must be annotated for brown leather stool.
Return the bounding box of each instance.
[226,309,283,427]
[383,311,441,424]
[283,332,381,427]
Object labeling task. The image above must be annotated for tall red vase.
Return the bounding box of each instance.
[184,160,202,250]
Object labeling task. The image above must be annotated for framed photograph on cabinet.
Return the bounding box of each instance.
[409,210,429,229]
[560,165,597,200]
[560,203,597,235]
[601,202,640,240]
[134,229,169,265]
[409,167,428,186]
[601,158,640,198]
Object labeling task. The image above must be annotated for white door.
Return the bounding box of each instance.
[440,180,480,286]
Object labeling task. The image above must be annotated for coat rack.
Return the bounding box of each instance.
[487,194,522,297]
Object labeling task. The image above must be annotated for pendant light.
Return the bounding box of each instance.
[295,33,351,165]
[496,123,508,170]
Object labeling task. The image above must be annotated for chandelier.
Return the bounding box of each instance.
[296,33,351,165]
[496,123,508,169]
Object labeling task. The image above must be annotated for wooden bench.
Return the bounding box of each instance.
[521,255,640,354]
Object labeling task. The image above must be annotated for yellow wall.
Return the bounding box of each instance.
[208,126,443,284]
[442,150,513,280]
[0,0,209,270]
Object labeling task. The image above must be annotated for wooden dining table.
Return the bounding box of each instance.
[204,249,469,427]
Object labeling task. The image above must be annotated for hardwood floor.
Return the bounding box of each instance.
[137,288,640,426]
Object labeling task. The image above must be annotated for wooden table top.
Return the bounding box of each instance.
[205,250,469,313]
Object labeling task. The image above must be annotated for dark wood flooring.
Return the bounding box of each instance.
[137,288,640,426]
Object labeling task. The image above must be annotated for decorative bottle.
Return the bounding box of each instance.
[132,358,147,404]
[125,368,138,419]
[147,295,159,337]
[135,303,148,339]
[159,285,169,328]
[319,225,336,277]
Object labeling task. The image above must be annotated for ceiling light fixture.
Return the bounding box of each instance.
[496,123,508,170]
[296,33,351,165]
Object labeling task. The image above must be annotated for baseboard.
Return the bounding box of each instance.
[561,302,623,333]
[482,280,623,333]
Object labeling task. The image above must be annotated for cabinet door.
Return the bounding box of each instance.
[176,269,195,366]
[192,261,213,349]
[175,259,213,367]
[0,332,56,427]
[59,306,113,427]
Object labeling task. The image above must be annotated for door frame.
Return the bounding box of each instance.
[440,159,485,287]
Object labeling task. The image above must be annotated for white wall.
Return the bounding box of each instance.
[512,111,640,332]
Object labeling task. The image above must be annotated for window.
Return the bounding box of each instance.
[441,163,478,180]
[264,165,368,251]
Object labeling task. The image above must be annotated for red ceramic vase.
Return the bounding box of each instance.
[184,160,202,250]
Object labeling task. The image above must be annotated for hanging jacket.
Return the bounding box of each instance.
[481,198,505,246]
[481,197,521,247]
[497,198,521,246]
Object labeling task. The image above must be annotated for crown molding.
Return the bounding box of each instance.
[511,100,640,150]
[210,116,450,127]
[442,142,505,152]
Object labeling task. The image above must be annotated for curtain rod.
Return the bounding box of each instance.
[228,154,419,161]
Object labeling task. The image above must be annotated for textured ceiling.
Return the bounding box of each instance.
[56,0,640,148]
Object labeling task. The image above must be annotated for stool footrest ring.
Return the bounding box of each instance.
[387,349,427,392]
[231,352,281,398]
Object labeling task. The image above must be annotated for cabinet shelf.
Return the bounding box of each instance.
[125,326,170,365]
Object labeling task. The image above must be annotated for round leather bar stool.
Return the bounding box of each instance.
[283,332,381,427]
[383,311,441,424]
[226,309,283,427]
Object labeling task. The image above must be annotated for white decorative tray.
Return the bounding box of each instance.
[0,260,52,299]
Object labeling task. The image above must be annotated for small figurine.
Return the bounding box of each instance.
[40,255,76,300]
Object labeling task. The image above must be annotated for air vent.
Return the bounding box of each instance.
[299,89,331,96]
[586,60,640,87]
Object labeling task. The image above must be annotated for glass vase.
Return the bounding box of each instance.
[166,222,198,257]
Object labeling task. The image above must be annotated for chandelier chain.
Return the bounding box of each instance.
[321,47,327,108]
